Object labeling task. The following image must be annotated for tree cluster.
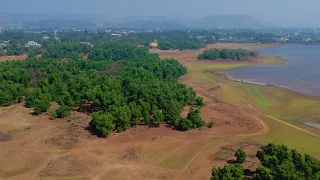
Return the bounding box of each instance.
[0,42,205,137]
[0,60,29,105]
[42,42,92,59]
[178,108,205,131]
[198,48,259,61]
[211,143,320,180]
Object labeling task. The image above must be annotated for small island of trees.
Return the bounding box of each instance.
[198,48,259,61]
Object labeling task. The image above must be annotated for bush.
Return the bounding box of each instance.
[178,118,193,131]
[56,105,71,118]
[208,121,214,128]
[195,96,204,107]
[235,148,246,163]
[49,110,57,119]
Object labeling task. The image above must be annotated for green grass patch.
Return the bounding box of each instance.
[247,87,273,110]
[217,82,246,105]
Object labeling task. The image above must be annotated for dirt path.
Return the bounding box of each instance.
[266,115,320,138]
[150,141,193,164]
[174,140,217,180]
[248,104,320,138]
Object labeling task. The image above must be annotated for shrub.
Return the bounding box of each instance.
[195,96,204,107]
[56,105,71,118]
[208,121,215,128]
[235,148,246,163]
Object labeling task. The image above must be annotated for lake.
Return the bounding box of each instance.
[224,44,320,96]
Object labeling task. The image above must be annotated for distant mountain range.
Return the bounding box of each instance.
[199,15,268,28]
[119,20,184,29]
[0,13,270,29]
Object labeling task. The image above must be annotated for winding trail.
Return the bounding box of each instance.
[174,140,217,180]
[249,104,320,138]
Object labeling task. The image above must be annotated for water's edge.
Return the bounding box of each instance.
[215,70,320,98]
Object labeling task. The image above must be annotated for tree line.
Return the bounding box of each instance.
[211,143,320,180]
[0,43,206,137]
[198,48,259,61]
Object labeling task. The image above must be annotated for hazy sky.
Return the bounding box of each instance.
[2,0,320,26]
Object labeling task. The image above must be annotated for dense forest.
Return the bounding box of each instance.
[0,43,205,137]
[211,143,320,180]
[197,48,259,60]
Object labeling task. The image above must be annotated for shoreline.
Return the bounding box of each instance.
[211,52,319,97]
[215,70,320,98]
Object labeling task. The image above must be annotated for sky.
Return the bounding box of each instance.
[1,0,320,27]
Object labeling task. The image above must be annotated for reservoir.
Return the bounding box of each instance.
[225,44,320,96]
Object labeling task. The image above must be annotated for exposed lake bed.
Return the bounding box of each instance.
[303,121,320,130]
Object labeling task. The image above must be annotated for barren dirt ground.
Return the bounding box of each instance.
[0,54,27,62]
[0,43,315,180]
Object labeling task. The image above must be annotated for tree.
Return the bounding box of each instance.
[152,106,164,126]
[235,148,246,163]
[195,96,204,107]
[163,100,183,125]
[32,93,51,115]
[212,143,320,179]
[27,50,37,59]
[187,108,205,128]
[56,104,71,118]
[129,102,142,125]
[113,106,131,132]
[89,112,116,137]
[253,166,274,180]
[177,108,205,131]
[178,118,193,131]
[198,48,259,61]
[211,164,244,180]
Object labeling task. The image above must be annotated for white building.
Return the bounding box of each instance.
[43,36,50,40]
[25,41,41,48]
